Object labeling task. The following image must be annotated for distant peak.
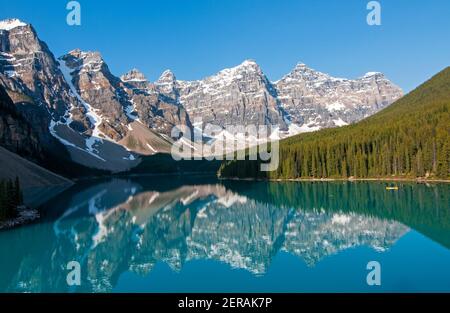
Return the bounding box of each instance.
[157,69,176,82]
[0,18,28,31]
[121,68,147,82]
[240,59,258,66]
[67,49,103,60]
[293,62,315,72]
[219,59,261,75]
[363,72,384,78]
[287,62,323,78]
[60,49,106,73]
[275,62,348,84]
[161,69,174,76]
[128,68,145,75]
[235,60,262,72]
[68,48,82,55]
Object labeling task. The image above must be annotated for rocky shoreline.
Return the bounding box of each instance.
[0,205,40,230]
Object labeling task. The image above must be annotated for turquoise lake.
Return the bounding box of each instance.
[0,177,449,292]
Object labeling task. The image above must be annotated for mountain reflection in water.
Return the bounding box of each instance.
[0,177,448,292]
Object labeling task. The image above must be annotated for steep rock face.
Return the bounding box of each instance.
[0,21,141,171]
[57,49,193,141]
[0,18,404,171]
[0,84,42,160]
[176,60,287,129]
[0,21,135,171]
[0,19,88,147]
[275,63,403,129]
[155,69,179,100]
[121,68,192,136]
[156,60,402,135]
[59,49,130,141]
[0,20,190,170]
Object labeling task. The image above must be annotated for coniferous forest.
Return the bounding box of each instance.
[219,67,450,180]
[0,177,23,221]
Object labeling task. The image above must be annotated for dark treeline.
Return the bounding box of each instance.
[0,177,23,220]
[219,67,450,180]
[128,153,222,175]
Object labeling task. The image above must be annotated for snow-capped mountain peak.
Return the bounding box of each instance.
[276,63,403,129]
[363,71,384,78]
[282,62,341,83]
[220,59,262,76]
[121,68,147,82]
[68,49,104,63]
[175,59,285,129]
[0,18,403,172]
[0,18,27,31]
[64,49,106,73]
[238,59,259,68]
[67,49,102,60]
[156,69,177,85]
[155,69,178,97]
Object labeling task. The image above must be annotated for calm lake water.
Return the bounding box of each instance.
[0,176,449,293]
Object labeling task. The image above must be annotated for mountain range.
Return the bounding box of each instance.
[0,18,403,172]
[219,66,450,179]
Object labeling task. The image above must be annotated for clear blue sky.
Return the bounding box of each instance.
[2,0,450,92]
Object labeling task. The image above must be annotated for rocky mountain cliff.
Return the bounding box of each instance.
[0,18,403,171]
[59,49,130,141]
[0,20,188,171]
[0,84,42,160]
[121,68,192,136]
[0,19,87,148]
[175,60,287,130]
[168,60,403,134]
[0,19,127,171]
[275,63,404,130]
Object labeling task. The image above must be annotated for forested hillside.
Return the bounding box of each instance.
[219,67,450,180]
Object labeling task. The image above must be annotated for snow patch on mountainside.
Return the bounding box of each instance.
[0,19,27,31]
[327,101,346,111]
[57,59,108,159]
[333,118,348,127]
[124,99,140,121]
[290,123,321,134]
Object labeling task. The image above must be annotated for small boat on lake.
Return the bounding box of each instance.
[386,186,399,190]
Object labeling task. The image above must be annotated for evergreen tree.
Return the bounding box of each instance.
[0,177,23,220]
